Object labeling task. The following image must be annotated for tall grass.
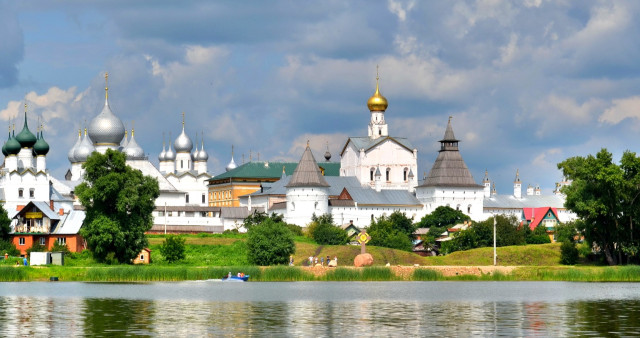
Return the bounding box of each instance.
[83,266,262,282]
[322,267,397,281]
[412,268,443,281]
[0,267,27,281]
[259,266,314,281]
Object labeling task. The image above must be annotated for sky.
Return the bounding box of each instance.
[1,0,640,194]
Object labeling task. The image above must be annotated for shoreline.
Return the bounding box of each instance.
[2,264,639,282]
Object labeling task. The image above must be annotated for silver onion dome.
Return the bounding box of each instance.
[225,145,237,171]
[174,128,193,153]
[158,142,167,162]
[74,129,95,162]
[165,140,176,161]
[68,129,82,163]
[88,85,125,146]
[123,129,145,160]
[197,139,209,161]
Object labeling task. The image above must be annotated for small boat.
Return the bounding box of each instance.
[222,273,250,282]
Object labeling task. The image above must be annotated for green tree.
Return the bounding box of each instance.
[26,243,46,256]
[246,218,296,265]
[555,222,578,243]
[0,240,19,257]
[558,149,640,265]
[160,235,186,263]
[0,205,11,241]
[308,214,348,245]
[368,213,413,252]
[417,206,471,243]
[560,241,579,265]
[50,241,70,254]
[243,211,284,230]
[525,224,552,244]
[76,149,159,264]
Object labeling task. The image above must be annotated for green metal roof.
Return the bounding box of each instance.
[209,161,340,182]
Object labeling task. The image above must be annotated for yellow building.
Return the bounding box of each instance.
[208,161,340,207]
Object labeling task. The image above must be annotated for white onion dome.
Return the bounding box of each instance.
[88,79,125,146]
[74,129,96,162]
[68,129,82,163]
[165,140,176,161]
[33,130,50,156]
[123,129,145,160]
[121,130,129,149]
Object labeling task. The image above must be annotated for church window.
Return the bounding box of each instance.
[202,194,205,204]
[371,214,374,221]
[386,168,390,182]
[456,204,460,210]
[185,194,190,203]
[18,189,23,198]
[379,130,381,136]
[467,205,472,213]
[29,189,35,198]
[403,168,408,181]
[370,168,375,181]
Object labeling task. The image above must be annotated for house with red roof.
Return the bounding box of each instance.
[521,207,560,242]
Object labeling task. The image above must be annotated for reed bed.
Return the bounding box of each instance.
[411,268,444,281]
[83,266,262,282]
[259,266,314,281]
[321,267,397,281]
[0,267,27,281]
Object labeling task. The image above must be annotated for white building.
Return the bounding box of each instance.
[340,75,418,192]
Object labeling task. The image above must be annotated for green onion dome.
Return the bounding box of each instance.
[33,130,50,156]
[5,129,21,155]
[15,113,37,148]
[2,131,9,156]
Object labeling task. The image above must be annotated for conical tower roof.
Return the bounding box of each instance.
[419,117,482,188]
[286,143,330,188]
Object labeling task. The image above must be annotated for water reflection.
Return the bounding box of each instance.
[1,282,640,336]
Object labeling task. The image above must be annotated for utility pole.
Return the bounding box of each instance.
[493,215,497,266]
[164,202,167,235]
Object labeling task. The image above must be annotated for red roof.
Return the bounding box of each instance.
[522,207,558,230]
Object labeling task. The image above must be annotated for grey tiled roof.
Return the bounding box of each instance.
[340,136,414,156]
[253,175,420,206]
[286,145,330,188]
[484,194,567,209]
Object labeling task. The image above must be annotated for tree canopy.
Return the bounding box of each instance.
[246,218,296,265]
[367,211,414,252]
[558,149,640,265]
[416,206,471,244]
[308,213,348,245]
[76,149,159,264]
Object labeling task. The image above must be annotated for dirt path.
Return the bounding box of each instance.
[300,265,519,279]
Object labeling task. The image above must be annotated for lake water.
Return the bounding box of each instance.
[1,281,639,336]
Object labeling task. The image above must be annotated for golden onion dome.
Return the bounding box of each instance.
[367,75,388,112]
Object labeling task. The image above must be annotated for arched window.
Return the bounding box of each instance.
[467,205,472,213]
[370,168,375,181]
[403,168,408,181]
[456,204,461,210]
[386,168,390,181]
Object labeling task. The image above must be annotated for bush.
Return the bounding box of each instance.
[160,235,186,263]
[560,241,579,265]
[26,243,46,256]
[313,223,348,245]
[247,218,295,265]
[285,223,304,236]
[0,240,19,257]
[51,242,70,254]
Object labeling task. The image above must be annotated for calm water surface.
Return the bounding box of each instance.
[1,281,639,336]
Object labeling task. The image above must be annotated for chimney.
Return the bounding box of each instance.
[50,200,55,211]
[59,208,64,216]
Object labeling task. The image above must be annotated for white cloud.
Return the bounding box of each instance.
[495,33,519,66]
[388,0,416,22]
[599,96,640,125]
